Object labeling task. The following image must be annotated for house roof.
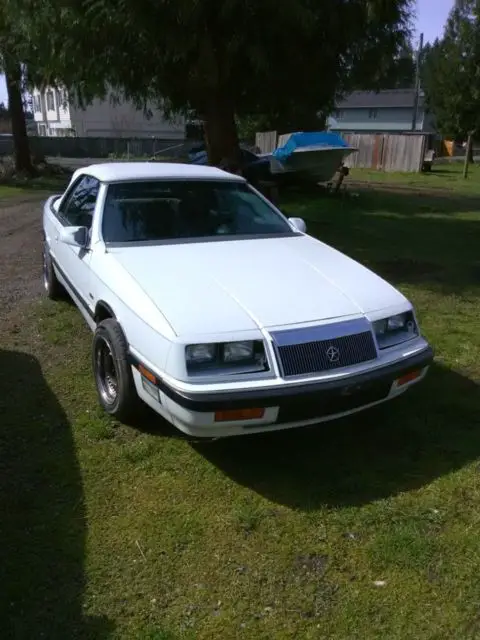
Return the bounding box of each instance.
[336,89,424,110]
[72,162,243,183]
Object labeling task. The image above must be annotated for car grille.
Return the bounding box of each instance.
[276,331,377,377]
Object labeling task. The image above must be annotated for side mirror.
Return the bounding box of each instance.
[51,196,61,214]
[59,225,89,248]
[288,217,307,233]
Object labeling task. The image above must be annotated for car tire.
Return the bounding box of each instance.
[42,243,65,300]
[92,318,140,422]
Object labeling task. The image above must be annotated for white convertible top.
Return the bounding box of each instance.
[72,162,245,184]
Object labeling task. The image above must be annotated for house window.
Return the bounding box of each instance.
[38,124,47,136]
[335,110,344,120]
[46,90,55,111]
[33,95,41,113]
[368,108,378,119]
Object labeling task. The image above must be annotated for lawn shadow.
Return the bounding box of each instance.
[284,177,480,213]
[283,187,480,294]
[348,185,480,215]
[424,167,463,175]
[0,349,113,639]
[194,363,480,509]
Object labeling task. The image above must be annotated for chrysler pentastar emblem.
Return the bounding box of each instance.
[326,345,340,363]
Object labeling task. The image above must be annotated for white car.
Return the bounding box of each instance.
[42,162,433,438]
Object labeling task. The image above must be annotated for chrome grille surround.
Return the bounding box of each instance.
[270,318,378,378]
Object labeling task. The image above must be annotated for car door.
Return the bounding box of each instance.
[53,174,100,310]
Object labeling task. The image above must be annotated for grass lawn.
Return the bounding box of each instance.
[0,184,24,198]
[0,172,70,199]
[1,165,480,639]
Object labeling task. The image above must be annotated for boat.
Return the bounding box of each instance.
[269,131,357,183]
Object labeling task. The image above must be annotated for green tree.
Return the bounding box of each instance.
[0,9,34,174]
[390,41,416,89]
[238,36,416,141]
[9,0,413,165]
[422,0,480,172]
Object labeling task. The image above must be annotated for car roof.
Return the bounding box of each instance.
[72,162,245,183]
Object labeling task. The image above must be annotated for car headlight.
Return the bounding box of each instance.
[373,311,418,349]
[185,343,217,364]
[185,341,267,373]
[223,341,254,363]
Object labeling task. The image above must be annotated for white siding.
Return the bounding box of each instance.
[32,87,73,136]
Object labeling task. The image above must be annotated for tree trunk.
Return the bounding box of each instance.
[463,133,473,179]
[468,138,474,164]
[203,96,241,169]
[3,56,34,176]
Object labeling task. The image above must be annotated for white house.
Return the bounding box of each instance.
[31,86,185,139]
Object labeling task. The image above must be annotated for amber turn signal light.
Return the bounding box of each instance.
[214,408,265,422]
[138,364,157,385]
[396,369,422,387]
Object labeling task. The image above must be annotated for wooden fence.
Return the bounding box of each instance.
[342,133,427,173]
[2,130,426,172]
[255,130,428,173]
[255,130,277,154]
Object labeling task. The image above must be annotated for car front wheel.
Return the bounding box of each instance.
[92,318,140,422]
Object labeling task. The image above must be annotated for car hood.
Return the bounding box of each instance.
[109,235,406,336]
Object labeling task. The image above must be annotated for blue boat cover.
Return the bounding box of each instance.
[273,131,349,160]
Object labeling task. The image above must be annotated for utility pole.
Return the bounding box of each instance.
[463,132,473,179]
[411,32,424,132]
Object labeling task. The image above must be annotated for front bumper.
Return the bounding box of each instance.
[130,345,434,438]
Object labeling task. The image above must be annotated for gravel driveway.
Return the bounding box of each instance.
[0,194,46,316]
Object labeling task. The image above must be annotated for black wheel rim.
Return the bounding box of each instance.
[95,337,118,405]
[42,251,49,291]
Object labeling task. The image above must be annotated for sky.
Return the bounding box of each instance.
[415,0,454,47]
[0,0,455,106]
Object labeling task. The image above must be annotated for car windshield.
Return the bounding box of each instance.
[102,179,294,244]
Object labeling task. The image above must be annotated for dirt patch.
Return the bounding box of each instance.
[294,554,329,576]
[348,180,452,195]
[0,194,47,320]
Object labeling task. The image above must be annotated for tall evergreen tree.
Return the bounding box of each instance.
[422,1,480,142]
[8,0,414,165]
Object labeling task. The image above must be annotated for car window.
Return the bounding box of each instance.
[60,175,99,228]
[102,180,293,244]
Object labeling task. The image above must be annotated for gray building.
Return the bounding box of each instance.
[31,86,185,139]
[328,89,436,134]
